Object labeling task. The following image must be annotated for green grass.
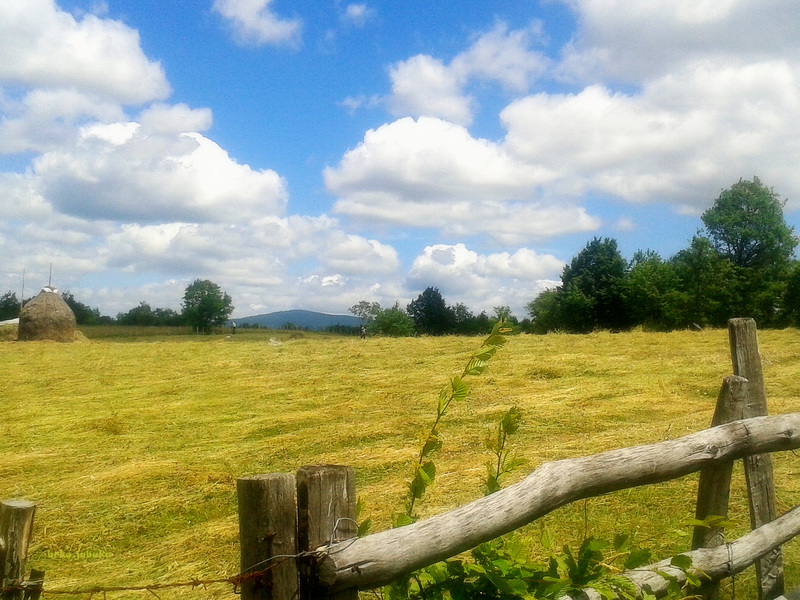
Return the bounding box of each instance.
[1,327,799,598]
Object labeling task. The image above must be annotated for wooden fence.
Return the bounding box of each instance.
[2,318,799,600]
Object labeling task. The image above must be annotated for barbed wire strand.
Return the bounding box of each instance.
[1,552,308,597]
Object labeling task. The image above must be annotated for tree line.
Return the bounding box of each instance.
[0,279,234,333]
[528,177,800,333]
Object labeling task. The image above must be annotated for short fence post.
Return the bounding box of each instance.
[296,465,357,600]
[237,474,299,600]
[728,318,784,600]
[0,499,36,600]
[692,375,749,599]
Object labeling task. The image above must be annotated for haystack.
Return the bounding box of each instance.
[18,287,77,342]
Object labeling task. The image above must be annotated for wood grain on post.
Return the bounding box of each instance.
[0,499,36,600]
[296,465,357,600]
[728,318,784,600]
[692,375,750,551]
[237,474,299,600]
[692,375,750,600]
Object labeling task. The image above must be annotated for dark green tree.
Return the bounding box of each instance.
[0,291,21,321]
[627,250,679,330]
[118,301,155,326]
[782,261,800,327]
[526,288,562,334]
[667,236,736,328]
[701,177,797,271]
[61,292,102,325]
[560,237,631,332]
[407,287,455,335]
[369,303,415,336]
[181,279,233,333]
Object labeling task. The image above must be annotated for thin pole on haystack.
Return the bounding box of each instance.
[48,263,52,287]
[20,269,25,315]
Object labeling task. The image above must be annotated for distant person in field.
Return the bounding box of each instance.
[232,321,237,334]
[360,325,366,339]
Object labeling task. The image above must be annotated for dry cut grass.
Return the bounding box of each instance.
[1,327,799,599]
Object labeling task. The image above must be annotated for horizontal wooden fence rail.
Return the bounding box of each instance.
[558,503,800,600]
[314,412,800,593]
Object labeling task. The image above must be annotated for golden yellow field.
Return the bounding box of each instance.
[1,326,799,598]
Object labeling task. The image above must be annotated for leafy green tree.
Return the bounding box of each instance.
[407,287,456,335]
[526,288,562,334]
[0,291,21,321]
[560,237,631,332]
[782,261,800,326]
[701,177,797,271]
[61,292,102,325]
[369,303,415,336]
[667,236,736,328]
[181,279,233,333]
[627,250,679,330]
[349,300,382,323]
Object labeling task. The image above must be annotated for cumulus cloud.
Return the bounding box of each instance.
[213,0,302,47]
[325,116,597,242]
[139,104,213,134]
[0,0,169,103]
[386,22,547,124]
[33,122,288,223]
[557,0,800,83]
[501,60,800,209]
[406,243,563,315]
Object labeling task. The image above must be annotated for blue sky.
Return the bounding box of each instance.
[2,0,800,319]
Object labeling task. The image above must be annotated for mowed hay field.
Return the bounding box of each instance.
[2,327,800,598]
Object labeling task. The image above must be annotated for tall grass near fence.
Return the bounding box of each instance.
[1,329,799,598]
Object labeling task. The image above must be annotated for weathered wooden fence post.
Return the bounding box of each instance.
[296,465,357,600]
[692,375,749,599]
[728,318,784,600]
[237,474,299,600]
[692,375,749,549]
[0,499,36,600]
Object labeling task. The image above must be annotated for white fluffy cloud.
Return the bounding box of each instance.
[557,0,800,83]
[406,243,563,315]
[325,116,597,242]
[33,122,288,223]
[213,0,302,47]
[0,0,169,103]
[387,22,548,125]
[501,60,800,209]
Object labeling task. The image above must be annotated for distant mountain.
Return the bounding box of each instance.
[231,310,361,331]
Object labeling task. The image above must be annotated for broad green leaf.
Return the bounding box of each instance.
[540,526,555,551]
[464,356,489,376]
[451,376,469,401]
[357,517,372,537]
[420,459,436,481]
[613,532,629,550]
[670,554,692,571]
[391,512,414,528]
[473,346,497,361]
[421,431,442,458]
[501,406,522,433]
[624,547,652,570]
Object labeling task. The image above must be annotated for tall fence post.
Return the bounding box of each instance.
[728,318,784,600]
[0,499,36,600]
[237,474,299,600]
[296,465,357,600]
